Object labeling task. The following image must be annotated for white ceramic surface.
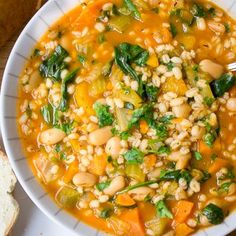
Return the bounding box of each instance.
[1,1,236,236]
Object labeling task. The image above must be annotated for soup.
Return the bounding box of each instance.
[17,0,236,235]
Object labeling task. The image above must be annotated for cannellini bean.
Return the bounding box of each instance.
[128,187,154,201]
[147,168,161,179]
[226,98,236,111]
[73,172,97,187]
[28,70,42,91]
[225,195,236,202]
[175,153,191,169]
[208,21,225,34]
[39,128,66,145]
[199,59,224,79]
[103,176,125,196]
[196,17,206,31]
[88,126,112,146]
[105,136,121,157]
[172,103,191,118]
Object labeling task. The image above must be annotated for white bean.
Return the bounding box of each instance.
[39,128,66,145]
[128,187,154,201]
[226,98,236,111]
[172,103,191,118]
[199,59,223,79]
[73,172,97,187]
[103,176,125,196]
[88,126,112,146]
[105,136,121,157]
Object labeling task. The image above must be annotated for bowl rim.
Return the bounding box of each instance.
[1,0,236,235]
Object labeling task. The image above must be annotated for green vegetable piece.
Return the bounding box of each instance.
[94,102,114,127]
[39,45,69,81]
[202,203,224,225]
[191,3,206,18]
[128,104,153,129]
[200,170,211,183]
[125,163,145,182]
[117,180,157,194]
[159,115,174,124]
[60,68,79,111]
[124,0,141,20]
[96,181,111,191]
[33,48,40,57]
[160,170,181,181]
[156,200,173,219]
[100,208,113,218]
[194,151,203,161]
[77,54,86,64]
[203,132,217,147]
[115,42,149,81]
[170,23,177,37]
[109,15,132,33]
[145,85,159,102]
[218,182,233,194]
[123,148,144,164]
[41,104,53,124]
[210,73,236,97]
[56,186,79,208]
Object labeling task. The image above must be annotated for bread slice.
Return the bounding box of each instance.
[0,151,17,194]
[0,151,19,236]
[0,192,19,236]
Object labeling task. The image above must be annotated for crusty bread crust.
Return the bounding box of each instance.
[0,151,19,236]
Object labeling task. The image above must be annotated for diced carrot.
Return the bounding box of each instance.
[116,193,136,207]
[88,154,107,176]
[175,200,194,223]
[198,138,222,157]
[106,81,113,90]
[63,161,79,183]
[144,154,157,169]
[121,208,146,236]
[70,139,80,152]
[171,118,184,124]
[209,158,229,174]
[175,223,194,236]
[147,54,159,67]
[140,120,149,134]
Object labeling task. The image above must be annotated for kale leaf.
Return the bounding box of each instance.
[156,200,173,219]
[123,148,144,164]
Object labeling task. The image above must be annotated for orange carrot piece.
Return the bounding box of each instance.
[144,154,157,169]
[116,193,136,207]
[63,161,78,183]
[89,154,107,176]
[139,120,149,134]
[175,223,194,236]
[121,208,146,236]
[175,200,194,223]
[209,158,229,174]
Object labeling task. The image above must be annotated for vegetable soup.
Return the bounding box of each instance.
[17,0,236,235]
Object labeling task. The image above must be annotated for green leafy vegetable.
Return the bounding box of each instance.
[39,45,69,81]
[159,115,174,124]
[217,182,233,194]
[115,42,149,81]
[123,148,144,164]
[156,200,173,219]
[98,34,106,43]
[120,131,131,140]
[204,97,215,107]
[202,203,224,225]
[33,48,40,57]
[160,169,192,184]
[56,186,79,208]
[203,132,217,147]
[77,54,86,64]
[194,151,203,161]
[210,73,236,97]
[96,181,111,191]
[94,102,114,127]
[100,208,113,218]
[191,3,206,18]
[116,180,157,194]
[128,104,153,129]
[124,0,141,20]
[170,23,177,37]
[60,68,79,111]
[41,104,53,124]
[224,23,231,33]
[145,85,159,102]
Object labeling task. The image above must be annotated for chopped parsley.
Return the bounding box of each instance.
[156,200,173,219]
[194,151,203,161]
[96,181,111,191]
[123,148,144,164]
[94,102,114,127]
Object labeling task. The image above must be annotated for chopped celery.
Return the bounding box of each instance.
[145,217,169,236]
[115,88,142,108]
[115,107,129,131]
[133,0,150,10]
[109,15,132,33]
[110,66,124,87]
[125,164,145,182]
[56,186,79,208]
[89,77,107,97]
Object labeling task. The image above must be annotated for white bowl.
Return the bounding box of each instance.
[1,1,236,235]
